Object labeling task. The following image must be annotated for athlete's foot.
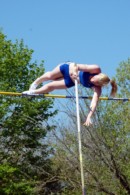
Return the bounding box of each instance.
[22,90,35,95]
[29,82,38,90]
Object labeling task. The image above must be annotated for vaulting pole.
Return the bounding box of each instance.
[75,79,86,195]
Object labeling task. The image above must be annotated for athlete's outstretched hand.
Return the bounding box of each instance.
[83,116,93,126]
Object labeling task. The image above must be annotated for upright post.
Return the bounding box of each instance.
[75,79,86,195]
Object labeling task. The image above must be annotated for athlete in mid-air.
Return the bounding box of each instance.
[23,62,117,126]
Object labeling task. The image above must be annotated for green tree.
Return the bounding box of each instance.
[0,31,58,194]
[0,163,35,195]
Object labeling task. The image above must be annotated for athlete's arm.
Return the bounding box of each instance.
[84,86,101,126]
[77,64,101,74]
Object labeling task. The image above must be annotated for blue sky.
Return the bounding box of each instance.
[0,0,130,79]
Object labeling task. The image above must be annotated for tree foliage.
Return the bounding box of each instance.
[0,163,35,195]
[0,32,58,194]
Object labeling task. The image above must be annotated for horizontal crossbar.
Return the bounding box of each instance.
[0,91,129,101]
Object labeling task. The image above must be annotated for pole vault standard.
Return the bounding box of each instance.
[75,79,86,195]
[0,91,130,101]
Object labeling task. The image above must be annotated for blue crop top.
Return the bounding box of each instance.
[79,71,97,88]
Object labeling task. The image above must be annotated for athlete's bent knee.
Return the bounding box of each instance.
[45,71,53,80]
[45,84,55,92]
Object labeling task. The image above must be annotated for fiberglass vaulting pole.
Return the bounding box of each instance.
[75,79,86,195]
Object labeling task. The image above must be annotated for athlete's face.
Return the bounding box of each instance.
[90,75,101,86]
[90,75,108,87]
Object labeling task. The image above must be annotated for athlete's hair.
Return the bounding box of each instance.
[110,79,118,97]
[98,73,117,97]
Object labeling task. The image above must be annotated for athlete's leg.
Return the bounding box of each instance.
[34,65,63,84]
[30,65,63,90]
[33,79,67,94]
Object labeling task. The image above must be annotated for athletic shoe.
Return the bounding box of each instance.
[22,90,35,95]
[29,82,38,90]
